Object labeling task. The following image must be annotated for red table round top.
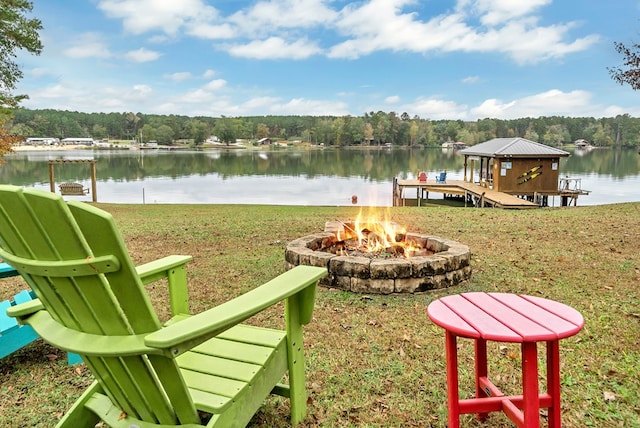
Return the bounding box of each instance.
[427,292,584,342]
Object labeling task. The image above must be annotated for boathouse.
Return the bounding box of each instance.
[393,137,589,208]
[458,138,570,198]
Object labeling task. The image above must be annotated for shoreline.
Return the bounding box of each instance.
[11,144,93,152]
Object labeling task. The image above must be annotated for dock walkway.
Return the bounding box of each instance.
[393,179,538,209]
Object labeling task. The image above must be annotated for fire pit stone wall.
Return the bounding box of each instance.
[285,223,471,294]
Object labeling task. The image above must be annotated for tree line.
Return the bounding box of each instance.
[7,108,640,149]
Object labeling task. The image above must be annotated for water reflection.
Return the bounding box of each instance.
[1,147,638,206]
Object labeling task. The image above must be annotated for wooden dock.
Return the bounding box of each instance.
[393,179,539,209]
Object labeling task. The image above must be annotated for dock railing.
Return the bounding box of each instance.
[559,177,585,192]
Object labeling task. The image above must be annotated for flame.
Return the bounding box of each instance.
[337,207,424,257]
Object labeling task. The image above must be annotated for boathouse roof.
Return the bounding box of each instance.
[459,138,570,158]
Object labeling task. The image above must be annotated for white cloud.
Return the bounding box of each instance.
[227,37,322,60]
[399,97,470,120]
[165,72,192,81]
[187,23,236,40]
[228,0,337,34]
[28,68,53,77]
[202,69,216,78]
[470,89,595,119]
[446,20,600,64]
[96,0,598,64]
[63,33,112,59]
[267,98,350,116]
[203,79,227,91]
[98,0,220,36]
[461,0,552,26]
[126,84,154,100]
[125,48,162,63]
[385,95,400,104]
[37,84,77,99]
[396,89,611,120]
[328,0,597,64]
[462,76,479,84]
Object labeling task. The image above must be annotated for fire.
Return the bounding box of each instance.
[333,208,426,258]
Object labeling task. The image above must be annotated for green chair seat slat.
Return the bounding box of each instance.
[177,325,289,414]
[216,323,286,348]
[191,333,285,366]
[176,352,261,383]
[188,388,234,415]
[181,369,246,400]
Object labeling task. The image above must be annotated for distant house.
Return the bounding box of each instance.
[574,139,593,150]
[61,137,94,145]
[442,141,466,149]
[25,137,59,145]
[458,138,570,196]
[257,138,272,145]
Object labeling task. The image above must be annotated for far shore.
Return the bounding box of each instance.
[11,144,94,152]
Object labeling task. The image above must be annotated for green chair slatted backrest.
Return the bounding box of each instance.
[0,185,328,427]
[0,185,198,425]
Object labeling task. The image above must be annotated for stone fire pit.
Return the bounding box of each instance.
[285,221,472,294]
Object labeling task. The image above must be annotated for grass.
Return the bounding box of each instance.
[1,202,639,427]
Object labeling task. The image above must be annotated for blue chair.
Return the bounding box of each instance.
[436,171,447,183]
[0,262,82,364]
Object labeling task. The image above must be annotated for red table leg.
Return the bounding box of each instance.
[547,340,561,427]
[445,331,460,428]
[474,338,489,421]
[522,341,540,428]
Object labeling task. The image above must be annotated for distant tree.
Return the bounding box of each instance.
[524,123,539,142]
[1,0,42,160]
[124,112,141,140]
[190,121,208,145]
[214,117,236,145]
[409,121,419,146]
[140,124,155,143]
[10,122,34,137]
[332,117,345,146]
[0,0,43,109]
[155,125,174,144]
[609,41,640,90]
[92,124,108,139]
[256,123,270,139]
[542,124,571,147]
[0,114,20,162]
[363,122,374,145]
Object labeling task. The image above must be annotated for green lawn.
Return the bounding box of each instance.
[1,202,639,427]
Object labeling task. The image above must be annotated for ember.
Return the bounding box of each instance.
[320,208,432,258]
[319,222,433,259]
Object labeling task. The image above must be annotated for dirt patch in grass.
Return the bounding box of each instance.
[1,203,639,427]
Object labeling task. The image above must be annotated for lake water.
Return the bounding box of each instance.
[2,147,638,206]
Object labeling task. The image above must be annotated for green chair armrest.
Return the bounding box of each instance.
[10,309,160,357]
[136,255,193,316]
[135,255,192,284]
[5,298,44,318]
[145,265,327,356]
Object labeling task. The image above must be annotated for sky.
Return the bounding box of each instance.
[14,0,640,120]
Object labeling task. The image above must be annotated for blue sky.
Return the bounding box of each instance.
[15,0,640,120]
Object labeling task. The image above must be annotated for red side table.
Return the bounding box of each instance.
[427,292,584,428]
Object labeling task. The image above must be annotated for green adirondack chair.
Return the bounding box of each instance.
[0,185,327,428]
